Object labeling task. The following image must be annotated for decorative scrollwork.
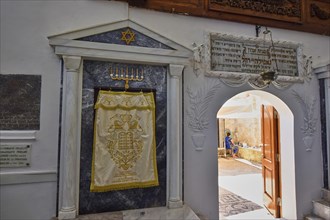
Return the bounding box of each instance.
[187,80,221,150]
[292,90,317,152]
[107,113,144,170]
[192,42,206,77]
[248,77,271,90]
[186,80,221,132]
[220,75,251,88]
[302,55,313,82]
[210,0,301,18]
[311,3,330,20]
[271,80,293,89]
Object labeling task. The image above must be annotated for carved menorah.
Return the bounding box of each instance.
[109,66,144,89]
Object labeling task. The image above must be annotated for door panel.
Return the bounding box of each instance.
[261,105,280,218]
[263,108,272,161]
[264,167,273,198]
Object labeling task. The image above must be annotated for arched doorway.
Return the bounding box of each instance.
[217,90,296,219]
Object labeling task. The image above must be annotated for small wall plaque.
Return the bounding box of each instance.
[0,145,31,167]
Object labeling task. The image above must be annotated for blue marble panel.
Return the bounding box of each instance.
[79,60,167,214]
[76,28,174,50]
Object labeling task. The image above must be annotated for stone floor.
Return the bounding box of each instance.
[218,157,261,176]
[218,157,275,220]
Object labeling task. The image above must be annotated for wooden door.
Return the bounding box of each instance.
[261,105,281,217]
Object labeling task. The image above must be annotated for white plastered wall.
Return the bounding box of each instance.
[0,1,329,220]
[0,1,128,219]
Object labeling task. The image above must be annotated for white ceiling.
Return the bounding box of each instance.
[217,91,271,119]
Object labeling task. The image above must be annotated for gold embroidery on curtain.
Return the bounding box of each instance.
[90,90,158,192]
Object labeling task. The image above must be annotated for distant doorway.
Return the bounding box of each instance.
[217,91,294,219]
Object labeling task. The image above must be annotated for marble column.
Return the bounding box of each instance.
[168,64,184,209]
[58,56,82,219]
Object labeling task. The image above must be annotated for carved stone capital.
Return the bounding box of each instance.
[314,64,330,80]
[169,64,184,78]
[63,56,82,72]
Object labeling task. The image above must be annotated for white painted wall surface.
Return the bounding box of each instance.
[0,182,57,220]
[1,1,329,220]
[0,1,127,219]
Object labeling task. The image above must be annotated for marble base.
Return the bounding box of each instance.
[122,205,199,220]
[322,188,330,201]
[312,200,330,220]
[168,200,183,209]
[304,214,324,220]
[55,205,200,220]
[70,205,200,220]
[58,209,76,220]
[74,211,122,220]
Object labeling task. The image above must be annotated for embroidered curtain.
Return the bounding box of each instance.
[90,90,158,192]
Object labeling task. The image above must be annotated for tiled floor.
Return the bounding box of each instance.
[218,157,275,220]
[219,187,263,217]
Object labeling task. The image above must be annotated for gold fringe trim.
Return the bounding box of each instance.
[90,179,159,192]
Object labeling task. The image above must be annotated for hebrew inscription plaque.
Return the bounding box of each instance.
[210,34,299,76]
[0,145,31,167]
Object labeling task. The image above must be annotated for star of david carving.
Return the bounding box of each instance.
[121,29,135,45]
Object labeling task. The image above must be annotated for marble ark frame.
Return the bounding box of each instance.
[48,19,193,219]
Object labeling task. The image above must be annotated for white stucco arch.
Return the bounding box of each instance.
[183,78,311,220]
[216,90,296,219]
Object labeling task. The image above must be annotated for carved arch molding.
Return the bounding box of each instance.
[117,0,330,36]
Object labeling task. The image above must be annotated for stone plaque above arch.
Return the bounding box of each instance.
[193,32,313,89]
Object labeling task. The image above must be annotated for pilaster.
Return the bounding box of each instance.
[168,64,184,209]
[58,56,82,219]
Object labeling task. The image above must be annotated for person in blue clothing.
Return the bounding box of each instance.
[225,132,233,154]
[225,132,237,157]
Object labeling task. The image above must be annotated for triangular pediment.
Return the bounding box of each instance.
[48,19,192,60]
[75,27,174,50]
